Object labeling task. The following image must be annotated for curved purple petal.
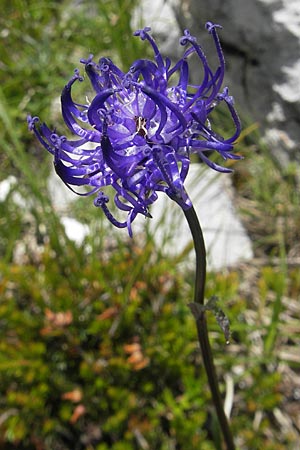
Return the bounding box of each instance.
[29,22,241,236]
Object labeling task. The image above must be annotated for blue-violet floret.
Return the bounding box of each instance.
[28,22,241,236]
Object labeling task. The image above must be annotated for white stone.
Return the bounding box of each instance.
[61,216,89,246]
[266,102,286,123]
[0,175,26,208]
[273,0,300,39]
[132,0,180,55]
[273,60,300,104]
[48,169,77,211]
[0,176,16,201]
[137,164,253,270]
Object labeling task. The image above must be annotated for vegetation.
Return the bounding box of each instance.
[0,1,299,448]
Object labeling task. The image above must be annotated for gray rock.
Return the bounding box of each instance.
[174,0,300,165]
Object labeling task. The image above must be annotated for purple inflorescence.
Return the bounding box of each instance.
[28,23,241,236]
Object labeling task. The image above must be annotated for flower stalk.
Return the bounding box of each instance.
[184,206,235,450]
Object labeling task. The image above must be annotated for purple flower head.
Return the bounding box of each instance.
[28,23,241,236]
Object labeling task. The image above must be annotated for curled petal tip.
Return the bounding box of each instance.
[94,191,109,207]
[133,26,151,39]
[73,68,84,82]
[218,87,234,105]
[180,29,196,46]
[99,57,113,72]
[205,22,223,33]
[80,54,94,65]
[27,115,39,131]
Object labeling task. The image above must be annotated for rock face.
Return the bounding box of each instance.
[175,0,300,165]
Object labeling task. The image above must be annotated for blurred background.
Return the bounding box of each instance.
[0,0,299,449]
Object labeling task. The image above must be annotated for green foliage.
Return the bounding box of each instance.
[233,135,300,258]
[1,242,298,449]
[0,239,209,449]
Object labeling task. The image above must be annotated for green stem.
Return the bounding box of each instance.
[184,206,235,450]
